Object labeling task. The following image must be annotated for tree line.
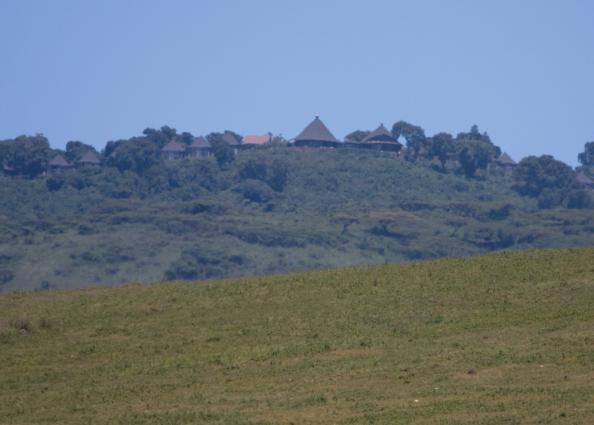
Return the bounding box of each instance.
[1,122,594,209]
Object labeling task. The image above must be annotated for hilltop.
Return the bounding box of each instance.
[1,248,593,424]
[1,145,594,292]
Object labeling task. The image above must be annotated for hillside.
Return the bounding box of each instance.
[1,248,593,424]
[1,147,594,292]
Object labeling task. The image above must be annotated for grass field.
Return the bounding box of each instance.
[1,248,593,424]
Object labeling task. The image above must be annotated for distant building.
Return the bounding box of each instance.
[359,124,402,153]
[495,152,517,172]
[187,136,212,158]
[576,171,594,189]
[77,151,101,167]
[161,140,186,160]
[242,134,272,149]
[48,154,73,172]
[294,116,340,148]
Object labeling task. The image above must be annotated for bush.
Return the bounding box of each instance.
[565,190,593,209]
[11,316,32,334]
[238,159,288,192]
[514,155,575,207]
[0,269,14,285]
[46,176,65,191]
[234,180,274,203]
[164,248,246,281]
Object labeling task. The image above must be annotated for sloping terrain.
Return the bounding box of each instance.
[1,148,593,291]
[1,248,593,424]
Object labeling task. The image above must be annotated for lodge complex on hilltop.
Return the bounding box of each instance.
[8,115,594,189]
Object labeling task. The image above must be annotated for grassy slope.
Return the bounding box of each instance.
[1,248,593,424]
[2,148,594,292]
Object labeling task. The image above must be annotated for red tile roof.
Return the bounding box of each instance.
[243,134,271,145]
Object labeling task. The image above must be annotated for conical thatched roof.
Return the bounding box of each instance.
[49,154,71,167]
[295,116,339,143]
[497,152,516,166]
[362,124,398,143]
[222,132,241,146]
[78,150,101,164]
[190,136,211,148]
[161,140,186,152]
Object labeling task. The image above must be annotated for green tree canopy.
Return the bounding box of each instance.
[577,141,594,166]
[428,132,455,171]
[207,134,235,169]
[456,125,501,158]
[391,121,426,159]
[65,141,98,163]
[106,137,162,174]
[0,134,51,178]
[457,139,498,178]
[142,126,178,148]
[513,155,576,208]
[345,130,370,142]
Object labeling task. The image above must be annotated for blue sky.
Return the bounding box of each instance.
[1,0,593,165]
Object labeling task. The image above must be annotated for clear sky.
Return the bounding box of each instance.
[1,0,593,165]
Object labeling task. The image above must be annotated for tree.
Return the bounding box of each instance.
[142,126,177,148]
[179,132,195,146]
[1,134,51,178]
[429,132,455,171]
[238,158,288,192]
[456,125,501,158]
[513,155,576,208]
[106,137,162,174]
[267,160,288,192]
[239,159,268,181]
[457,139,498,178]
[391,121,426,159]
[209,138,235,169]
[65,141,97,163]
[565,189,593,209]
[345,130,370,142]
[578,141,594,166]
[103,140,120,158]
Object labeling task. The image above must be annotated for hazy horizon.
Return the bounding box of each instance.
[2,0,593,165]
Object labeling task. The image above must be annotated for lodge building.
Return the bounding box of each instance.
[294,116,341,148]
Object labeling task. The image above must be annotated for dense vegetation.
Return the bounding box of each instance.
[1,248,593,424]
[1,125,594,291]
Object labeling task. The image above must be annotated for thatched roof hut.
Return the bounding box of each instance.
[161,140,186,160]
[78,151,101,166]
[190,136,211,149]
[187,136,212,158]
[362,124,398,144]
[496,152,517,166]
[222,132,241,146]
[294,116,339,147]
[49,154,72,168]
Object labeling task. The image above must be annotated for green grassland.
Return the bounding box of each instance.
[1,248,593,424]
[1,147,594,292]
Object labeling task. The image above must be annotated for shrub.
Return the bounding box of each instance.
[565,190,593,209]
[0,269,14,285]
[233,180,274,203]
[11,316,32,334]
[46,176,65,191]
